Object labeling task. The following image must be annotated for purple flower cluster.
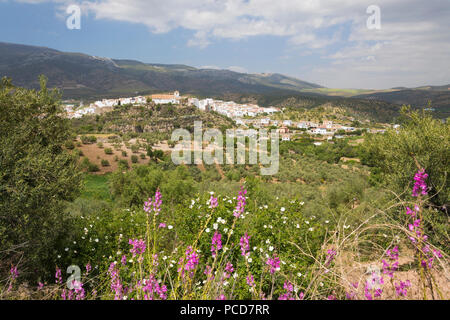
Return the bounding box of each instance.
[325,249,337,268]
[142,275,168,300]
[129,238,146,258]
[61,280,85,300]
[278,281,295,300]
[239,233,250,257]
[209,195,218,209]
[395,280,411,297]
[108,262,123,300]
[246,274,255,287]
[233,187,247,218]
[85,263,92,275]
[211,231,222,257]
[364,272,384,300]
[420,245,442,269]
[412,169,428,197]
[382,246,399,278]
[266,254,281,274]
[204,265,214,280]
[223,262,234,279]
[10,266,18,281]
[55,267,62,285]
[144,189,162,216]
[178,246,199,277]
[407,216,428,245]
[406,205,420,218]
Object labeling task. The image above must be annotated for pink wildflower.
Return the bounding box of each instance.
[128,238,146,258]
[209,195,218,209]
[395,280,411,297]
[55,267,62,284]
[266,253,281,274]
[144,189,162,216]
[233,187,247,218]
[246,274,255,287]
[211,231,222,257]
[240,233,251,257]
[412,169,428,197]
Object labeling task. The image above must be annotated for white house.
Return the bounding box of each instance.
[311,128,328,135]
[297,122,308,129]
[150,91,181,105]
[260,118,270,125]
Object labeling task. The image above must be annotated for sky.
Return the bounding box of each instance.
[0,0,449,89]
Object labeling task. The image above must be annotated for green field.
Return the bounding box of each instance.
[79,173,113,201]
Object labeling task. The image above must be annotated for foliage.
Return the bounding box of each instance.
[362,106,449,209]
[0,76,82,279]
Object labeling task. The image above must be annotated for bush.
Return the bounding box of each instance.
[101,159,110,167]
[64,140,75,150]
[131,155,138,163]
[81,135,97,144]
[362,106,449,208]
[140,153,146,159]
[97,142,104,148]
[88,163,100,172]
[74,149,84,157]
[122,151,128,157]
[0,76,82,279]
[118,159,129,170]
[131,144,139,153]
[104,148,113,155]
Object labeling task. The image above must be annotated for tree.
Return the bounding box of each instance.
[362,106,449,210]
[0,76,83,279]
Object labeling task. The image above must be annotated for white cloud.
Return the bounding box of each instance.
[12,0,450,88]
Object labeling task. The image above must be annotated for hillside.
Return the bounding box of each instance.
[354,87,450,119]
[0,42,322,100]
[70,102,235,135]
[3,42,447,123]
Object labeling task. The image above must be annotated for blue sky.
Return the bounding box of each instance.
[1,0,449,89]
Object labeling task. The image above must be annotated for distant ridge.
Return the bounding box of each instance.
[0,42,322,100]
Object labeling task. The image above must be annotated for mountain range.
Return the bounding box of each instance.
[0,42,322,100]
[0,42,448,120]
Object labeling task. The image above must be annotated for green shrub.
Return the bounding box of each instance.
[104,148,113,155]
[88,163,100,172]
[64,140,75,150]
[118,159,129,169]
[81,135,97,144]
[122,150,128,157]
[74,149,84,157]
[131,144,139,153]
[101,159,110,167]
[131,155,139,163]
[362,106,449,207]
[0,76,82,279]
